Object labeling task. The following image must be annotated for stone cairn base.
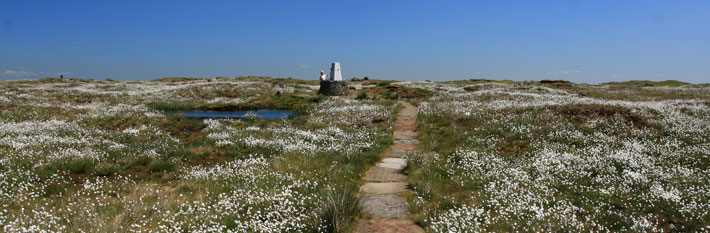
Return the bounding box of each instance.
[318,80,349,96]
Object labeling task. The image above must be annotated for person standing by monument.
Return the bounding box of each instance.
[320,70,329,81]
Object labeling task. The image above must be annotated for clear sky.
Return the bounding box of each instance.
[1,1,708,83]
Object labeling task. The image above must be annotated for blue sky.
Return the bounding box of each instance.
[1,1,708,83]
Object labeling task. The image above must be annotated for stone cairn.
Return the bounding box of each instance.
[318,62,349,96]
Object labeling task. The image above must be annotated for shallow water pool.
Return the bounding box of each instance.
[166,109,296,119]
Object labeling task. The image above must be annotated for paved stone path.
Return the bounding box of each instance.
[355,102,424,233]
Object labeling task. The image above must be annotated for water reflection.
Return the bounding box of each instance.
[166,109,295,119]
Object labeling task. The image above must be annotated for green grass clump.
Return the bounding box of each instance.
[43,182,72,197]
[50,158,96,174]
[125,156,153,169]
[94,163,120,176]
[355,92,368,100]
[376,82,391,87]
[319,183,361,233]
[148,160,176,172]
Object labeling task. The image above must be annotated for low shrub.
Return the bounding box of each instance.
[356,92,368,100]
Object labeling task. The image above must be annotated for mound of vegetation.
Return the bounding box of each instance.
[603,80,690,86]
[540,79,572,84]
[361,82,433,100]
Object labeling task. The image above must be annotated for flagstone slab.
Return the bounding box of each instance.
[359,194,411,219]
[364,167,406,182]
[355,219,425,233]
[394,139,419,145]
[399,115,416,119]
[386,150,408,158]
[395,119,416,124]
[395,124,416,131]
[360,182,408,194]
[393,131,417,140]
[377,158,407,170]
[391,144,416,151]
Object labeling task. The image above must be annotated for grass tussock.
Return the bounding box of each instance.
[319,183,361,233]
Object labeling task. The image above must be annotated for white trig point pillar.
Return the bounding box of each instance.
[330,62,342,81]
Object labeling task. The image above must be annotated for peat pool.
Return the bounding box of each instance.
[166,109,296,119]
